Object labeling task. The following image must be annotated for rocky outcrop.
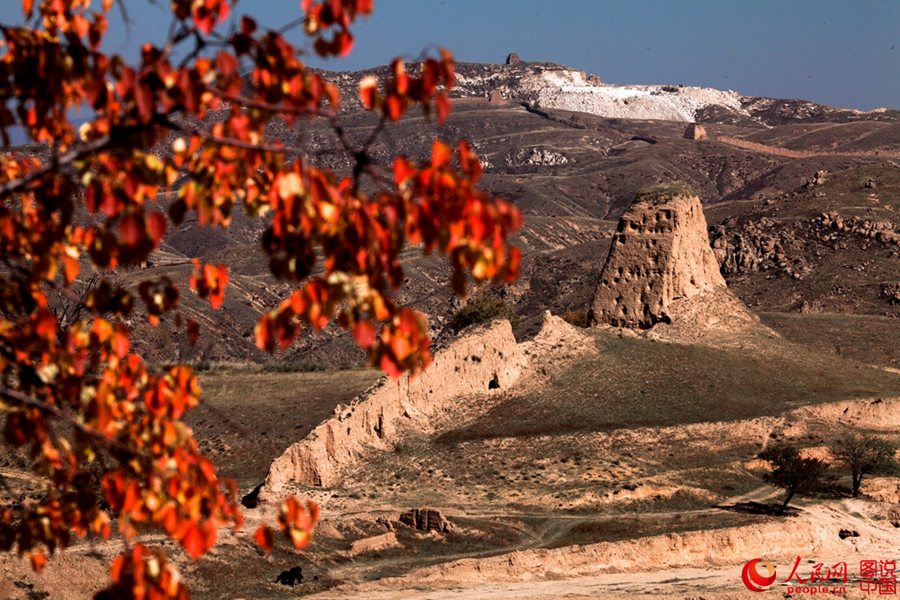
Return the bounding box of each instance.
[399,508,451,533]
[488,89,505,104]
[683,123,708,140]
[816,211,899,246]
[505,53,521,65]
[505,147,568,167]
[259,320,527,497]
[883,283,900,305]
[711,219,810,280]
[805,169,828,188]
[589,184,750,329]
[346,532,401,558]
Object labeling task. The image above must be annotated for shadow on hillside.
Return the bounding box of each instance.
[715,501,801,517]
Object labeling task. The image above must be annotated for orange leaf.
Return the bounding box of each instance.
[436,94,450,126]
[210,265,228,309]
[254,525,274,553]
[289,527,311,549]
[380,353,402,379]
[432,141,451,168]
[63,255,80,284]
[337,31,354,56]
[35,311,56,340]
[30,549,46,572]
[386,94,403,121]
[359,76,378,110]
[120,214,143,246]
[186,319,200,346]
[393,158,414,186]
[134,85,154,124]
[147,212,167,244]
[389,333,412,361]
[182,524,210,559]
[112,330,130,358]
[353,320,376,348]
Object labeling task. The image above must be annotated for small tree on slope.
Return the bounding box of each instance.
[831,435,896,498]
[758,443,830,513]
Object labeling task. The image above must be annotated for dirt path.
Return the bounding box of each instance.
[310,500,898,600]
[323,480,782,585]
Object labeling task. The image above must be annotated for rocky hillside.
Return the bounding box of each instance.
[102,58,900,369]
[329,60,900,126]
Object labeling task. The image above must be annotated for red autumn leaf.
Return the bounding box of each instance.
[134,85,154,124]
[353,320,376,347]
[389,333,412,361]
[112,330,130,358]
[359,76,378,109]
[208,264,228,309]
[432,140,451,168]
[386,94,403,121]
[393,157,415,186]
[63,255,80,283]
[215,50,238,78]
[181,523,211,559]
[186,318,200,346]
[30,549,46,572]
[436,93,450,126]
[379,353,402,379]
[147,212,167,244]
[34,311,56,340]
[254,525,274,552]
[336,30,354,56]
[120,214,143,246]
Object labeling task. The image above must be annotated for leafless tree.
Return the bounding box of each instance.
[831,435,896,498]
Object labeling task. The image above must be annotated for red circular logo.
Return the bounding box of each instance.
[742,558,777,592]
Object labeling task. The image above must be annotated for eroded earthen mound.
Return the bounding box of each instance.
[259,320,527,498]
[589,183,753,330]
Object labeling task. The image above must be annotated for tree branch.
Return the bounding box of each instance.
[0,386,132,456]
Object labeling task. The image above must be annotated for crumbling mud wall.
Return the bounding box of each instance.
[260,320,527,498]
[393,515,828,584]
[589,184,728,328]
[717,135,900,159]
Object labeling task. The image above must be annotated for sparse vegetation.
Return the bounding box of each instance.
[562,307,591,328]
[188,359,332,374]
[830,435,896,497]
[448,296,518,333]
[888,507,900,528]
[757,443,831,513]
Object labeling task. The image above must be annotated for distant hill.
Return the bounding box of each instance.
[77,59,899,368]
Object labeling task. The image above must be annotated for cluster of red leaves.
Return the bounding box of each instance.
[95,544,188,600]
[0,0,520,597]
[360,53,455,124]
[302,0,373,57]
[253,496,320,553]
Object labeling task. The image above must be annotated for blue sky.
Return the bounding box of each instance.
[0,1,897,109]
